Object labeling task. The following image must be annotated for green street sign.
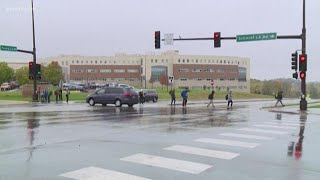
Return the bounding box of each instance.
[0,45,17,52]
[237,32,277,42]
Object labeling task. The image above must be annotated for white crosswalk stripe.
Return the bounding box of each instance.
[219,133,274,140]
[60,166,151,180]
[264,122,303,126]
[239,128,288,134]
[253,124,297,130]
[164,145,239,160]
[194,138,259,148]
[120,153,212,174]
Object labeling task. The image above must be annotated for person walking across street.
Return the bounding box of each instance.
[169,89,176,105]
[207,90,215,108]
[226,91,233,109]
[47,88,51,103]
[66,88,70,103]
[139,90,144,104]
[275,91,285,107]
[54,89,59,103]
[181,88,188,107]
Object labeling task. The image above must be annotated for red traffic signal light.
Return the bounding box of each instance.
[154,31,160,49]
[214,32,221,48]
[299,54,307,72]
[300,72,306,79]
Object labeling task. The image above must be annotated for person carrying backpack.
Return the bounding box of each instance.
[207,90,215,108]
[181,88,188,107]
[226,91,233,109]
[169,89,176,105]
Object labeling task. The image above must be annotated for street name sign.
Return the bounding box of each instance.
[164,33,174,45]
[236,32,277,42]
[0,45,17,52]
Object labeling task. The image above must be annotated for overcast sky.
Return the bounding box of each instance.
[0,0,319,81]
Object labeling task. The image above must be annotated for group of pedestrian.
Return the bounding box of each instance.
[168,88,285,109]
[39,88,52,103]
[53,88,70,103]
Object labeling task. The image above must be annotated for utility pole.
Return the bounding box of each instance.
[300,0,307,110]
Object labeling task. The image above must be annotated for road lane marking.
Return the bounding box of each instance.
[264,122,303,126]
[164,145,239,160]
[253,124,297,130]
[194,138,259,148]
[238,128,288,135]
[120,153,212,174]
[219,133,274,140]
[60,166,151,180]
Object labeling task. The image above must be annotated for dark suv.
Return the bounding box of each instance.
[142,89,158,103]
[86,87,139,107]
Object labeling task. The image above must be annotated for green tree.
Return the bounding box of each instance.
[250,79,262,94]
[0,62,14,84]
[43,61,64,85]
[15,66,31,85]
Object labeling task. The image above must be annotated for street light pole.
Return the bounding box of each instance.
[300,0,307,110]
[31,0,38,101]
[144,55,147,89]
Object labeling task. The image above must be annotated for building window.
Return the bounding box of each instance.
[162,59,164,63]
[180,78,188,81]
[183,59,185,63]
[100,69,112,73]
[178,68,189,72]
[166,59,168,63]
[66,61,68,65]
[100,61,102,63]
[192,68,202,72]
[95,61,98,64]
[127,69,139,73]
[151,65,168,82]
[72,60,74,64]
[151,59,154,63]
[76,60,79,64]
[178,59,180,63]
[62,61,64,66]
[114,69,125,73]
[196,59,198,63]
[87,69,98,73]
[187,59,189,63]
[155,59,158,63]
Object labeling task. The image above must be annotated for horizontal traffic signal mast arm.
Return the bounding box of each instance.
[161,35,302,41]
[17,49,34,55]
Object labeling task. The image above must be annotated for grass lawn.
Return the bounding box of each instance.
[1,88,273,102]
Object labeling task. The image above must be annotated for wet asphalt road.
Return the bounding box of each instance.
[0,100,320,180]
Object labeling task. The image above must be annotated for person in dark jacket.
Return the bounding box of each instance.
[275,91,285,107]
[207,90,215,107]
[169,89,176,105]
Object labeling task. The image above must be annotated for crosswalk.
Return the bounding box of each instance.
[59,118,303,180]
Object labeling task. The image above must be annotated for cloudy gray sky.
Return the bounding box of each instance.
[0,0,319,81]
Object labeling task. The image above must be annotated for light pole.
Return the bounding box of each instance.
[144,55,147,89]
[31,0,38,101]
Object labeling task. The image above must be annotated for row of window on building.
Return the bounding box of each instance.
[179,78,238,81]
[71,78,141,81]
[178,68,238,73]
[62,60,142,66]
[71,69,140,73]
[177,59,247,65]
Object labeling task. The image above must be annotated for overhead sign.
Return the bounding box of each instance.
[164,33,174,45]
[0,45,17,52]
[236,32,277,42]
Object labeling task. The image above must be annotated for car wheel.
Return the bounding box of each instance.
[153,97,158,103]
[128,104,134,107]
[115,99,122,107]
[88,98,95,106]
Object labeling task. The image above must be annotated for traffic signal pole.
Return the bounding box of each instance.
[158,0,307,111]
[14,0,38,102]
[300,0,307,110]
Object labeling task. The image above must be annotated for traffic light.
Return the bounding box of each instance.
[28,61,34,76]
[214,32,221,48]
[300,71,306,80]
[155,31,161,49]
[299,54,307,72]
[291,52,298,71]
[293,72,298,79]
[36,64,41,76]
